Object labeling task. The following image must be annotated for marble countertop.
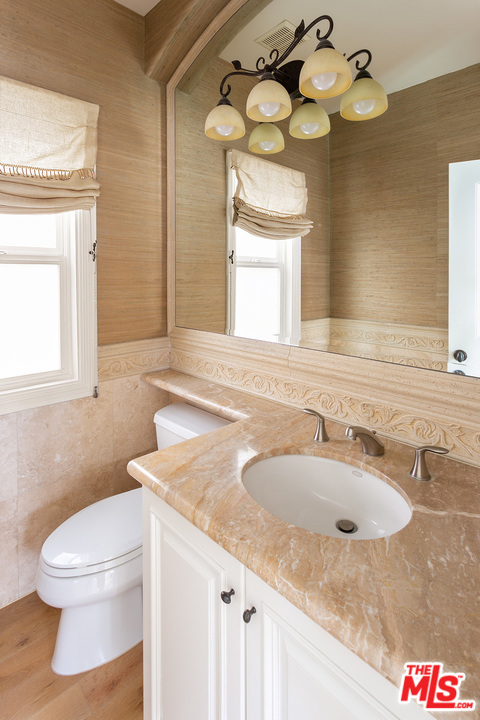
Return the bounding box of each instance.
[127,369,480,707]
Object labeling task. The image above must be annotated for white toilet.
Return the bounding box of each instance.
[36,402,231,676]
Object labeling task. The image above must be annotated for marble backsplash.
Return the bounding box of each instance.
[168,327,480,469]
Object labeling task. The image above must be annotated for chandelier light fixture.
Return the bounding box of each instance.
[205,15,388,154]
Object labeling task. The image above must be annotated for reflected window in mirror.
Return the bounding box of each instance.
[226,154,301,344]
[227,227,301,344]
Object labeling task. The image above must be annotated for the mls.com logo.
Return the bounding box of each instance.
[399,663,476,712]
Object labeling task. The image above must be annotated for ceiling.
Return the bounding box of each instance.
[115,0,157,15]
[219,0,480,104]
[116,0,480,109]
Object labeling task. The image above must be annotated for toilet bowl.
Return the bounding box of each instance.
[36,402,231,675]
[36,489,143,675]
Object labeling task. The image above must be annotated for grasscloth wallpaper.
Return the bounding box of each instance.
[175,56,330,333]
[0,0,168,611]
[175,60,480,335]
[0,0,166,344]
[330,64,480,328]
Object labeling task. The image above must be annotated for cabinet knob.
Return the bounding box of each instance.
[453,349,467,363]
[220,588,235,604]
[243,606,257,623]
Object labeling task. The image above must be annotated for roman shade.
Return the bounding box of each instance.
[0,76,100,213]
[231,149,313,240]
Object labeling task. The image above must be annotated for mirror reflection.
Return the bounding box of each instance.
[175,0,480,376]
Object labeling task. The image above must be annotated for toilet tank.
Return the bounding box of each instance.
[154,402,231,450]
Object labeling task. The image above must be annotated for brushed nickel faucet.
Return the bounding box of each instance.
[409,446,449,481]
[345,426,384,456]
[303,408,329,443]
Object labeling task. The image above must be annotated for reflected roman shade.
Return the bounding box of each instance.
[231,149,313,240]
[0,76,100,213]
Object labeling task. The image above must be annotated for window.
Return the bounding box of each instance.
[0,75,99,414]
[233,230,283,342]
[226,161,301,344]
[0,209,97,414]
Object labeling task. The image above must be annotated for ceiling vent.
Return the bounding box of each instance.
[255,20,311,56]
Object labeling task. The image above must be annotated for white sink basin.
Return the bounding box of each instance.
[242,455,412,540]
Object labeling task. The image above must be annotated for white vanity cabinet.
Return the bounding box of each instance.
[143,490,245,720]
[143,489,430,720]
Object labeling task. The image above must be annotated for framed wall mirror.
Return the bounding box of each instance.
[173,0,480,377]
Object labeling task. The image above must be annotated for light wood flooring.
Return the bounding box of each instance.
[0,592,143,719]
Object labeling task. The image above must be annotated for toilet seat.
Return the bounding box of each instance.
[40,488,142,578]
[39,545,142,577]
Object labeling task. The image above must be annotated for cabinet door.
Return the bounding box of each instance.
[143,490,245,720]
[245,569,431,720]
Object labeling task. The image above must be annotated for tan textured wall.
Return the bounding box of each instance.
[0,0,166,344]
[175,57,330,332]
[330,63,480,327]
[0,0,170,610]
[176,62,480,334]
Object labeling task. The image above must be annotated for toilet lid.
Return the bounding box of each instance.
[41,488,143,570]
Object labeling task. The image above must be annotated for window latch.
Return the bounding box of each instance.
[228,250,234,264]
[89,241,97,262]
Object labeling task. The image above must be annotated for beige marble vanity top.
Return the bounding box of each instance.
[128,369,480,710]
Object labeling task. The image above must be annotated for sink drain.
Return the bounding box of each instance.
[336,519,358,534]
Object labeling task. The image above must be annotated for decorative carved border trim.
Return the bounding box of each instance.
[169,328,480,467]
[338,354,446,371]
[98,338,171,381]
[300,318,331,342]
[301,319,447,369]
[328,319,447,352]
[301,318,447,352]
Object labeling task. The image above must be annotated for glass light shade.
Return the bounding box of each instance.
[248,123,284,154]
[246,79,292,123]
[205,103,245,140]
[340,77,388,121]
[299,47,352,99]
[289,102,330,139]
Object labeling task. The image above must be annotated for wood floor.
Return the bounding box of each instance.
[0,592,143,719]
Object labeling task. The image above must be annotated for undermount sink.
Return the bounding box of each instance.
[242,455,412,540]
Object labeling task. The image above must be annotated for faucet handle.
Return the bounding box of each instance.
[409,446,449,481]
[303,408,329,443]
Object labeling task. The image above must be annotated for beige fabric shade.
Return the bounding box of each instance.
[0,76,100,213]
[231,149,313,240]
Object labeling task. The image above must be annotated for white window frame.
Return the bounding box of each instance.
[0,208,97,415]
[226,151,301,345]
